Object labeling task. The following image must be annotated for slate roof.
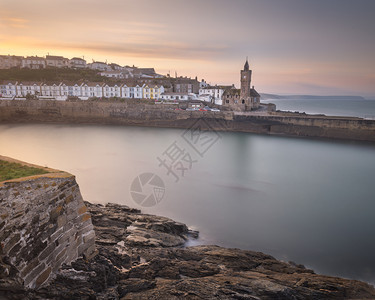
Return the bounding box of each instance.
[250,88,260,97]
[46,55,67,60]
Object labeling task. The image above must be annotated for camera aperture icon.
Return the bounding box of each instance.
[130,173,165,207]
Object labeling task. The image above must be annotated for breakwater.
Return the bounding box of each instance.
[0,100,374,142]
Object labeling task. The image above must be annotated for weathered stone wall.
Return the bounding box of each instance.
[0,163,96,289]
[232,114,375,141]
[0,99,375,142]
[0,99,233,125]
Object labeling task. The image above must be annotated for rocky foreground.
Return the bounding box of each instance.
[2,202,375,299]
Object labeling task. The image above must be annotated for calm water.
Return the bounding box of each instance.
[261,98,375,119]
[1,123,375,285]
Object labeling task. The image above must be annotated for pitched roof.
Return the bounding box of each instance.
[46,55,67,60]
[0,80,18,85]
[250,88,260,97]
[16,81,41,86]
[223,88,240,96]
[24,56,45,61]
[71,57,85,61]
[203,85,233,90]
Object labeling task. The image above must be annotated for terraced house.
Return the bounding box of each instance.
[0,81,19,98]
[16,82,41,97]
[0,81,165,101]
[143,84,164,100]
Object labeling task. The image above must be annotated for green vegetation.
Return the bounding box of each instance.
[0,160,49,181]
[0,67,108,83]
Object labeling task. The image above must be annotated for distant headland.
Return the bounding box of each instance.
[260,94,366,100]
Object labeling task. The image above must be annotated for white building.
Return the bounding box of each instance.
[60,83,69,97]
[72,83,82,97]
[199,79,208,88]
[108,63,124,71]
[70,57,87,69]
[199,85,233,105]
[100,71,124,79]
[88,61,112,71]
[133,84,144,99]
[0,81,18,98]
[21,56,46,69]
[0,81,165,101]
[159,92,191,101]
[81,82,104,98]
[40,83,61,98]
[46,55,70,68]
[197,94,213,103]
[103,84,121,98]
[120,84,131,98]
[0,55,22,69]
[15,82,41,97]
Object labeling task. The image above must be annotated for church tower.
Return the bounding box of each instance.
[240,57,252,102]
[222,58,260,111]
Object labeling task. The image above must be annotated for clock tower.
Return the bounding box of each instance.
[222,58,260,111]
[240,57,252,102]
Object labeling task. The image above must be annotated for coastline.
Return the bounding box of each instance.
[1,100,375,142]
[1,156,375,298]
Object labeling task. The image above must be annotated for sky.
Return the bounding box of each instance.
[1,0,374,97]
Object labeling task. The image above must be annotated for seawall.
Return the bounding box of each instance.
[0,156,96,289]
[1,100,375,142]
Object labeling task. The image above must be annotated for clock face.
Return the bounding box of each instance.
[243,75,246,79]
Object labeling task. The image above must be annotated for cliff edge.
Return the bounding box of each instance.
[0,156,96,292]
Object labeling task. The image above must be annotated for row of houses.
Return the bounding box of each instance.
[0,55,164,79]
[0,80,257,106]
[0,81,164,100]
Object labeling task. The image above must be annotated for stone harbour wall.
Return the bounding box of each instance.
[0,164,96,289]
[1,99,375,142]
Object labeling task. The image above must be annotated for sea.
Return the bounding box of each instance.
[1,98,375,285]
[261,97,375,119]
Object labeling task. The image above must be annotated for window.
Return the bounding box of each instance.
[226,100,229,103]
[242,100,245,104]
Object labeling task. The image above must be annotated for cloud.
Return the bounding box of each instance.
[25,39,231,61]
[0,16,29,29]
[0,9,29,29]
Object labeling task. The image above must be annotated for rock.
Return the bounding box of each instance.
[125,226,186,247]
[2,201,375,299]
[118,278,156,297]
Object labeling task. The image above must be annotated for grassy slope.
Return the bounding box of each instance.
[0,160,49,181]
[0,68,106,83]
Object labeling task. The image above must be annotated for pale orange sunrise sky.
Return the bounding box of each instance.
[1,0,374,97]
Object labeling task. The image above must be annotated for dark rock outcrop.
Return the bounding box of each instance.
[2,202,375,299]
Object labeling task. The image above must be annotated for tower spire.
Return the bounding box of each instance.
[244,57,249,71]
